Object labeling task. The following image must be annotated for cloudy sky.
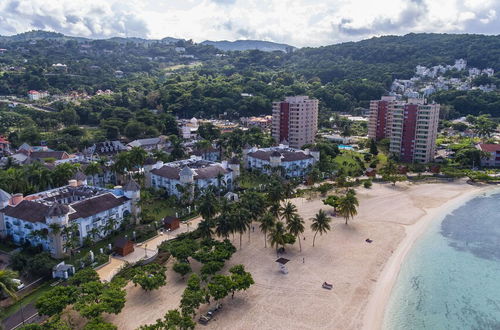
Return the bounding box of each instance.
[0,0,499,47]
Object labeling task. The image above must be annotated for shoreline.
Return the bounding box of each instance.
[361,183,492,330]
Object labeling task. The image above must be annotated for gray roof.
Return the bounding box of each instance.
[151,164,230,180]
[47,202,70,216]
[0,189,11,202]
[74,171,86,181]
[180,166,194,177]
[248,150,313,162]
[128,137,162,147]
[124,178,140,191]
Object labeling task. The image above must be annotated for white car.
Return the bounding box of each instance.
[12,279,24,290]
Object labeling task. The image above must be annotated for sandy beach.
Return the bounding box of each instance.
[107,181,487,330]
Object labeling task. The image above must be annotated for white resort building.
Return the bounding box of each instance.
[148,156,239,197]
[0,178,140,258]
[243,144,319,178]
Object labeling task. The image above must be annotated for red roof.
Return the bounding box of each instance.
[28,90,39,94]
[478,144,500,152]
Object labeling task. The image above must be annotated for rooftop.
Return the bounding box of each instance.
[151,158,230,180]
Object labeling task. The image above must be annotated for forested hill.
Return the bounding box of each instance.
[201,39,293,52]
[1,31,500,122]
[287,33,500,83]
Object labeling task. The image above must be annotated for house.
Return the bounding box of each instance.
[0,180,140,258]
[127,137,167,151]
[0,136,10,155]
[477,144,500,167]
[30,151,70,162]
[244,144,319,178]
[191,146,220,161]
[27,90,49,101]
[149,156,238,197]
[163,216,180,231]
[84,141,127,158]
[114,237,134,256]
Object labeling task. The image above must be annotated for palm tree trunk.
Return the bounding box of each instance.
[264,230,267,248]
[298,235,302,252]
[313,231,318,247]
[345,217,348,225]
[239,233,242,249]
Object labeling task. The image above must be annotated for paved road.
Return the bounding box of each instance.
[1,303,47,330]
[0,99,55,112]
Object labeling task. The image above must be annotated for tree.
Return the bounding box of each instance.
[166,239,199,262]
[197,191,219,221]
[310,209,332,247]
[0,269,19,300]
[83,318,117,330]
[140,309,195,330]
[369,138,379,155]
[229,265,254,299]
[84,162,102,186]
[75,280,127,319]
[132,264,167,291]
[36,286,77,316]
[200,261,224,276]
[239,190,266,242]
[197,219,214,240]
[268,221,287,253]
[323,195,341,213]
[258,212,275,248]
[472,114,497,140]
[279,201,298,225]
[173,262,192,279]
[338,190,359,225]
[128,147,148,169]
[230,206,251,249]
[286,214,305,252]
[180,274,206,316]
[69,268,100,286]
[207,274,233,302]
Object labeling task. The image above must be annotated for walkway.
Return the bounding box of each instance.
[96,217,201,282]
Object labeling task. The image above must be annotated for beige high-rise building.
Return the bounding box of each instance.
[368,97,440,163]
[272,96,319,149]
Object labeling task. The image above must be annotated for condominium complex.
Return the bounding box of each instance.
[368,96,440,163]
[272,96,319,149]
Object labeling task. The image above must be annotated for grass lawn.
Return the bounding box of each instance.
[142,198,176,220]
[1,281,54,320]
[334,151,365,176]
[238,171,270,189]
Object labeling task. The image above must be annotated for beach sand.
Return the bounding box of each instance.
[107,181,485,330]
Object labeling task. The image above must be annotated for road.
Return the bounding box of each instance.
[0,99,55,113]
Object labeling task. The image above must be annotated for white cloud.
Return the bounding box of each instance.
[0,0,499,47]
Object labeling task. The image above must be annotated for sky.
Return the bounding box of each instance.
[0,0,499,47]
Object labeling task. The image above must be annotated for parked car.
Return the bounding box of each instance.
[198,303,223,325]
[13,279,24,290]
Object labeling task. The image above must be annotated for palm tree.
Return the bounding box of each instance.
[84,162,102,186]
[240,191,266,242]
[129,147,148,169]
[268,221,287,253]
[279,201,298,225]
[310,209,332,247]
[0,270,19,301]
[197,219,214,240]
[215,214,231,240]
[88,227,101,241]
[269,202,280,219]
[198,191,219,221]
[259,212,275,248]
[230,207,251,249]
[338,190,359,225]
[287,214,305,252]
[105,217,119,236]
[283,182,295,200]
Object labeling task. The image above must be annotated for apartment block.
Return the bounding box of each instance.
[368,97,440,163]
[272,96,318,149]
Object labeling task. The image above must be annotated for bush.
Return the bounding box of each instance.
[173,262,192,278]
[363,180,372,189]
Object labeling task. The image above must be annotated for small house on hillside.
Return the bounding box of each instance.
[163,216,180,231]
[114,237,134,256]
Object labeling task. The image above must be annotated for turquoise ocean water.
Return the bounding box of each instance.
[383,190,500,330]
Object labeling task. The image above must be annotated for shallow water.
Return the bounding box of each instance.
[383,191,500,330]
